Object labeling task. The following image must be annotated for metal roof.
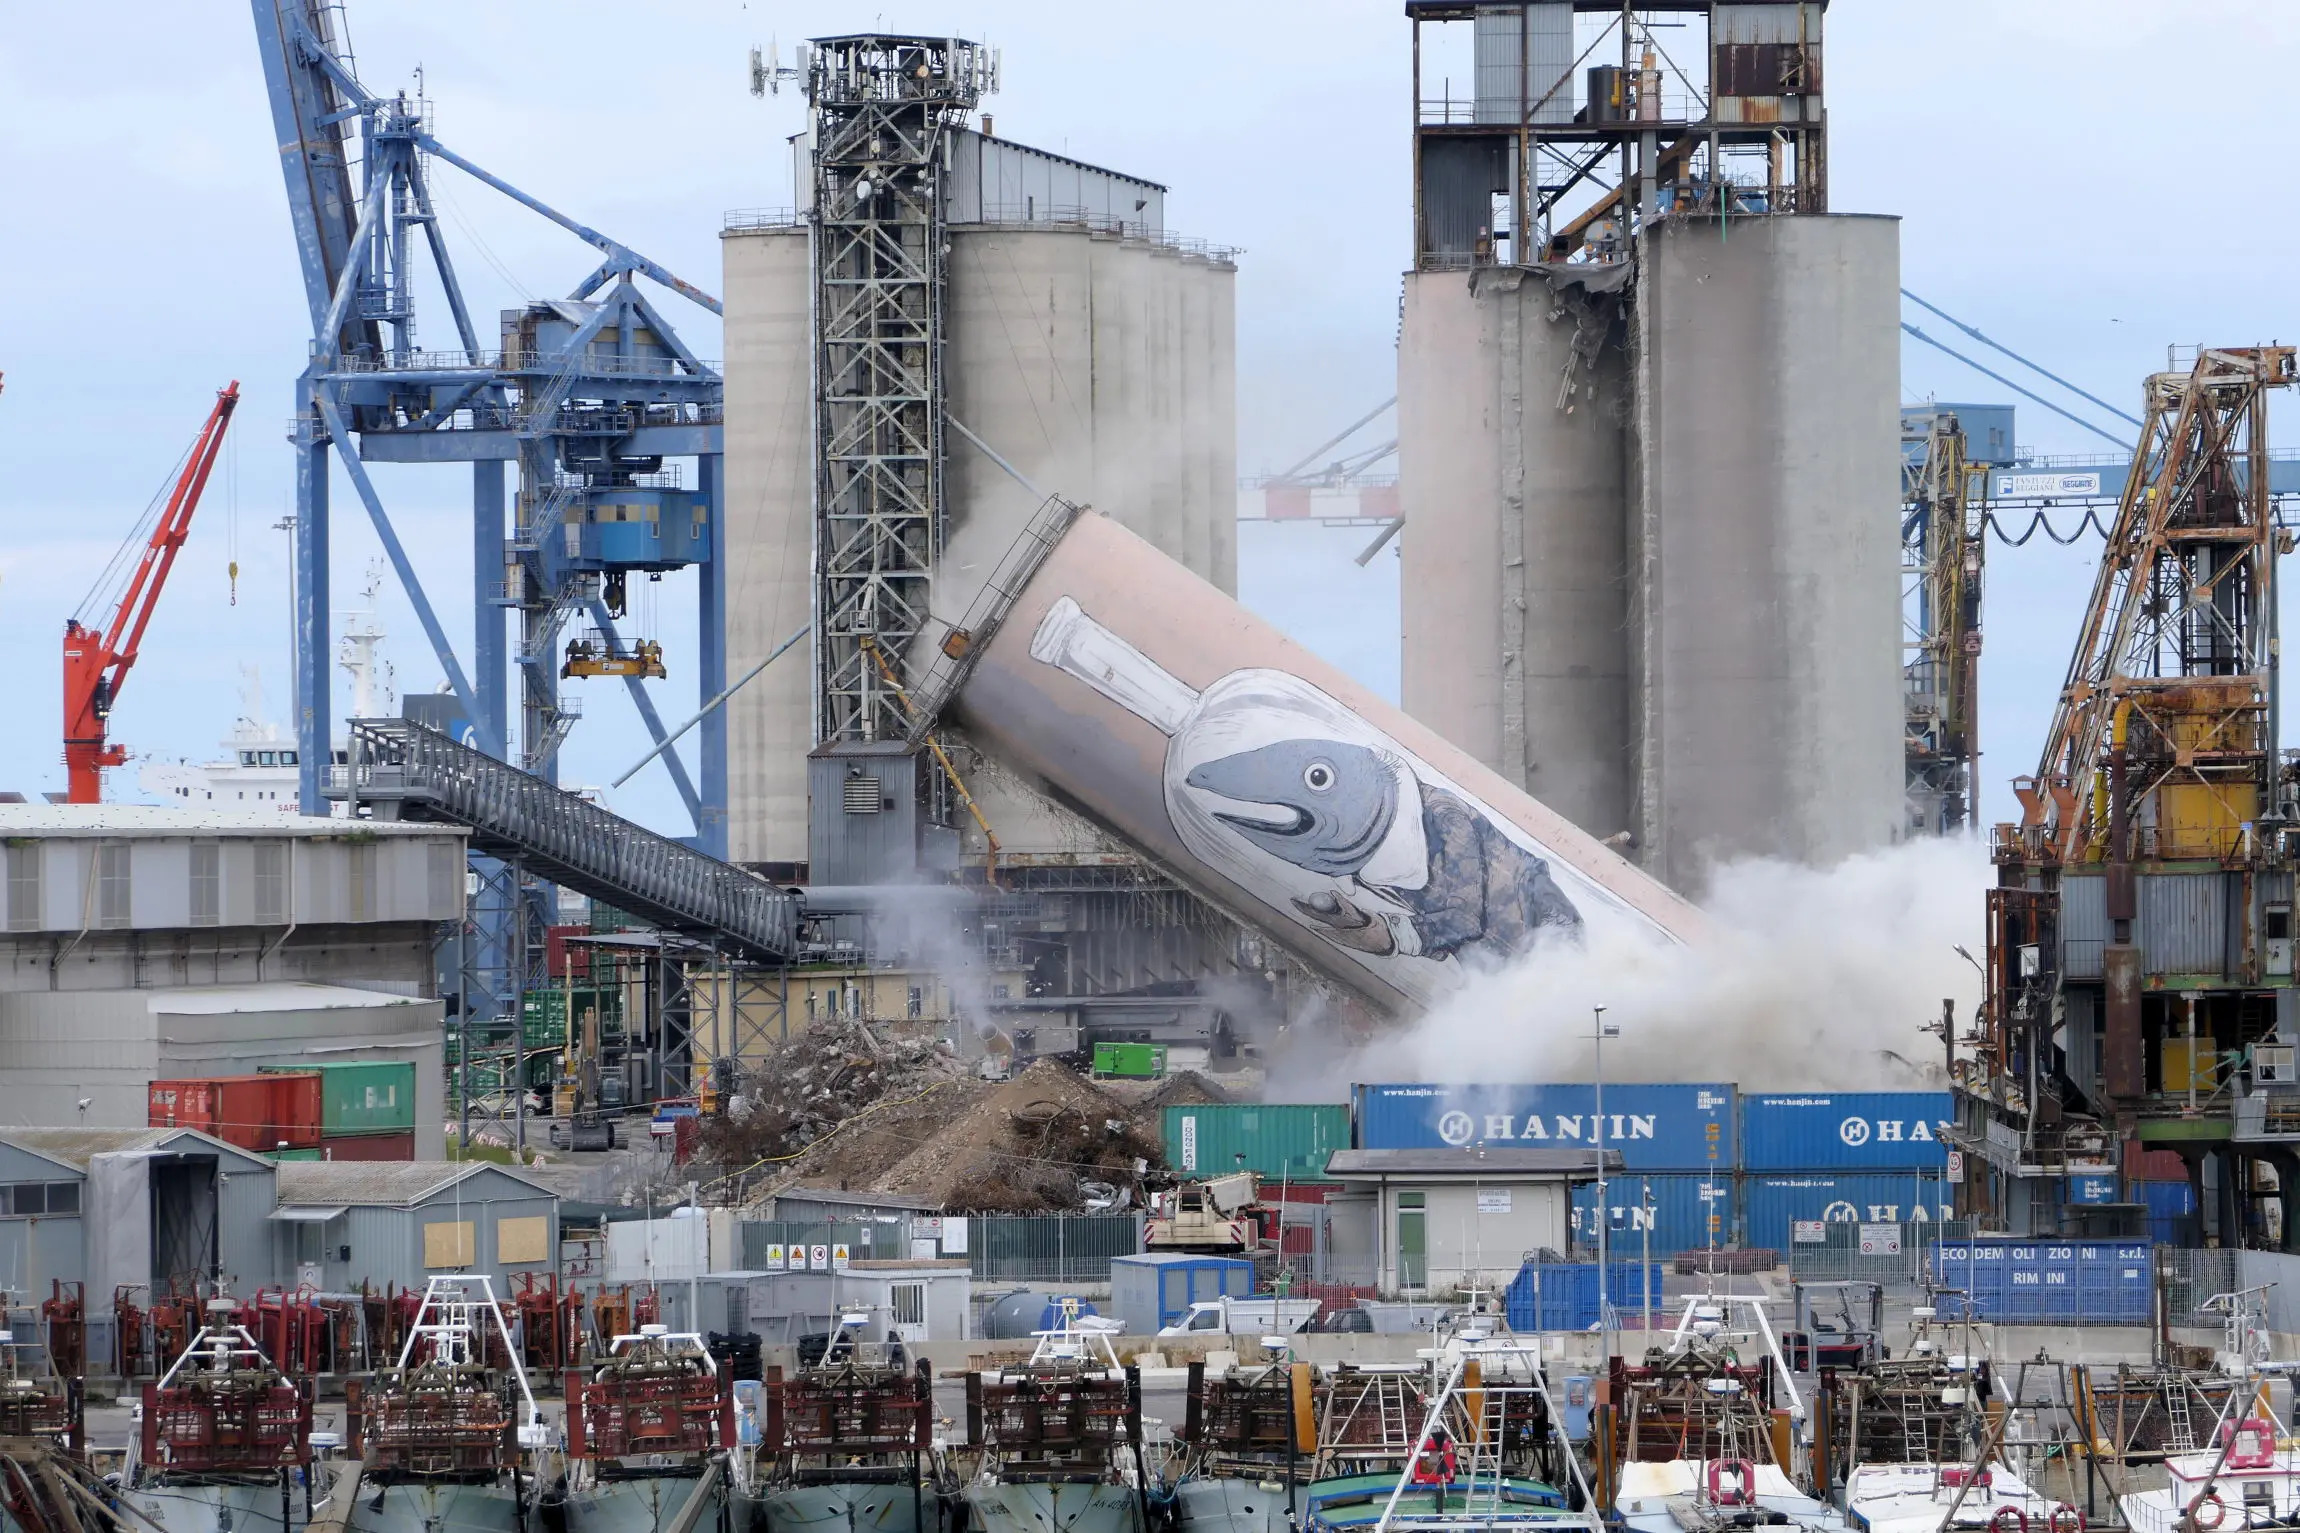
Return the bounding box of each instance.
[0,805,458,839]
[275,1160,553,1207]
[1324,1148,1622,1179]
[0,1126,275,1173]
[148,982,431,1015]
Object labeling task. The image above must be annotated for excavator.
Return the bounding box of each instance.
[62,382,240,803]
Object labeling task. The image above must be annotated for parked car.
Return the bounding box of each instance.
[1301,1306,1375,1334]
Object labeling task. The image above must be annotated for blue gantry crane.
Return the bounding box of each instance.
[249,0,737,1061]
[248,0,728,841]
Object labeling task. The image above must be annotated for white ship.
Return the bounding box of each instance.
[138,567,394,813]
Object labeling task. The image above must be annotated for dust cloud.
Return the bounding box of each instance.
[1323,834,1992,1093]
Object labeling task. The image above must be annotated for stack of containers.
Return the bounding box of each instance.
[149,1074,323,1156]
[1738,1092,1955,1250]
[2124,1139,2196,1244]
[1351,1083,1738,1253]
[260,1062,418,1160]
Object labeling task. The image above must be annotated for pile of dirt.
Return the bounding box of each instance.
[721,1058,1164,1215]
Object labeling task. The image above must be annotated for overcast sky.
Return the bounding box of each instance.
[2,1,2296,839]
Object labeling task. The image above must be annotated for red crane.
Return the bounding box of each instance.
[63,382,241,803]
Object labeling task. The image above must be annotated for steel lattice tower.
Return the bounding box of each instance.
[807,36,988,744]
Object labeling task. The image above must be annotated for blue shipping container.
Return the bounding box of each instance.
[1355,1083,1737,1171]
[1505,1262,1666,1332]
[1737,1092,1952,1171]
[2067,1173,2120,1205]
[2139,1181,2195,1245]
[1744,1174,1954,1252]
[1109,1254,1253,1336]
[1933,1238,2150,1324]
[1570,1174,1733,1256]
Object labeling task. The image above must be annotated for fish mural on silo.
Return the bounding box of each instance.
[947,511,1698,1012]
[1023,591,1660,998]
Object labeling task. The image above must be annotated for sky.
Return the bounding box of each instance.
[3,1,2298,839]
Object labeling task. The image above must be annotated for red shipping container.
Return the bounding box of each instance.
[2126,1140,2189,1182]
[543,925,591,982]
[149,1074,323,1153]
[321,1130,416,1162]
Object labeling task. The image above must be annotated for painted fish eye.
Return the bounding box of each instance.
[1302,761,1336,793]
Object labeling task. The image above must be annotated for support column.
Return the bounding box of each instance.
[474,459,507,755]
[294,388,331,816]
[2216,1147,2242,1249]
[2181,1149,2207,1247]
[697,452,729,858]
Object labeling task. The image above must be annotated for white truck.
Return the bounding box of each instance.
[1157,1296,1322,1338]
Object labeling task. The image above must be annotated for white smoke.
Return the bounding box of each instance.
[1324,835,1992,1093]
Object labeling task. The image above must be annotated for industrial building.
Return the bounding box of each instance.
[715,35,1276,1049]
[0,808,455,1148]
[1395,1,1904,894]
[270,1160,560,1295]
[1324,1148,1608,1294]
[1956,347,2300,1246]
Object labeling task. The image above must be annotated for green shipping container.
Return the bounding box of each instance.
[262,1062,418,1135]
[264,1148,323,1162]
[1092,1042,1167,1079]
[1162,1103,1351,1183]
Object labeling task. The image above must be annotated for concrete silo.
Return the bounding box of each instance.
[1396,0,1902,896]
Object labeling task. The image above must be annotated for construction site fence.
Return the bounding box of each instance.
[966,1214,1145,1284]
[740,1218,915,1269]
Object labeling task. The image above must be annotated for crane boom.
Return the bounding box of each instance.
[63,382,242,803]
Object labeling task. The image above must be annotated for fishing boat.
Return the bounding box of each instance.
[1168,1349,1312,1533]
[963,1306,1144,1533]
[1842,1463,2067,1533]
[1299,1331,1595,1533]
[751,1317,934,1533]
[326,1275,550,1533]
[120,1296,317,1533]
[555,1324,732,1533]
[2119,1406,2300,1533]
[1602,1294,1850,1533]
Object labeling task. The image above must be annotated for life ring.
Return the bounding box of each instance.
[1708,1458,1756,1508]
[2049,1503,2084,1533]
[2218,1417,2277,1471]
[2188,1492,2226,1532]
[1991,1508,2028,1533]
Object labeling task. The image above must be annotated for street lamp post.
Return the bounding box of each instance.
[1593,1005,1619,1354]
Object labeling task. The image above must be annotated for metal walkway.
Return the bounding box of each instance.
[331,718,797,962]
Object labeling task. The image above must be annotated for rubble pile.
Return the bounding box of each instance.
[698,1018,960,1172]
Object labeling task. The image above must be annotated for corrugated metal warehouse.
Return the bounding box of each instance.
[270,1162,559,1296]
[0,1127,281,1367]
[721,134,1237,868]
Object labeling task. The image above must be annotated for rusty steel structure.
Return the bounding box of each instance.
[137,1306,314,1476]
[1903,409,1990,834]
[1601,1346,1780,1468]
[564,1329,731,1462]
[1311,1365,1436,1479]
[1961,346,2300,1245]
[1174,1360,1315,1482]
[965,1360,1139,1480]
[762,1336,933,1476]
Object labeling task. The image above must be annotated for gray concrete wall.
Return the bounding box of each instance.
[1632,215,1905,892]
[0,924,437,997]
[720,226,817,868]
[1401,267,1636,844]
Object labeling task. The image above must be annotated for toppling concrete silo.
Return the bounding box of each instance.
[1396,1,1902,896]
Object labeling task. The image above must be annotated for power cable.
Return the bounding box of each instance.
[1901,323,2134,454]
[1901,290,2145,429]
[1982,507,2113,547]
